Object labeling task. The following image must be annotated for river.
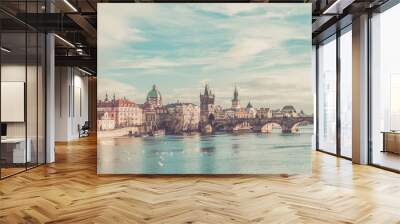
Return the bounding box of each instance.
[97,125,313,174]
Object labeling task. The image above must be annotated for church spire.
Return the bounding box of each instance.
[247,101,253,108]
[233,84,239,101]
[231,84,240,109]
[204,83,209,95]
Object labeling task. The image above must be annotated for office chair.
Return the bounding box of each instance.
[79,121,90,138]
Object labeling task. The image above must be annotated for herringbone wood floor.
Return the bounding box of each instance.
[1,136,400,224]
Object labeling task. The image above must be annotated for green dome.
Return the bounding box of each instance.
[147,84,162,99]
[281,105,296,113]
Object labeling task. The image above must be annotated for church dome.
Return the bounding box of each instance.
[147,84,162,100]
[281,105,296,113]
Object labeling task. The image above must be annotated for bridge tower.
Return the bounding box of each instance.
[200,84,215,126]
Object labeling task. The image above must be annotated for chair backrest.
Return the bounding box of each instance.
[82,121,90,129]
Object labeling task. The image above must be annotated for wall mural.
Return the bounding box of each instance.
[97,3,313,174]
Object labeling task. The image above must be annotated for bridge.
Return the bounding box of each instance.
[211,116,313,133]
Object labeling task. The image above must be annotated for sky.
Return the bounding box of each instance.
[98,3,312,113]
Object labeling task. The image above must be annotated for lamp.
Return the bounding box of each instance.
[78,67,93,76]
[1,47,11,53]
[63,0,78,12]
[54,34,75,48]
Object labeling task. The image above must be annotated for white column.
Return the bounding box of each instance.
[352,14,369,164]
[45,0,56,163]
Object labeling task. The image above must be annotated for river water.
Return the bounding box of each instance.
[97,126,313,174]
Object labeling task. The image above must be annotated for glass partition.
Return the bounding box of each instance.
[371,3,400,171]
[317,35,337,154]
[0,2,46,179]
[339,27,352,158]
[1,31,28,177]
[27,30,38,169]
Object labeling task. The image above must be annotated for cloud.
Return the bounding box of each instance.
[113,58,179,69]
[97,4,159,50]
[223,37,272,66]
[213,17,309,69]
[100,55,217,71]
[234,68,313,111]
[193,4,263,16]
[97,78,144,103]
[99,4,310,70]
[98,4,313,113]
[97,15,145,50]
[192,4,309,18]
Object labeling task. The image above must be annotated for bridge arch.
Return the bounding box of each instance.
[290,120,313,133]
[260,122,282,133]
[233,121,253,132]
[214,123,226,132]
[212,116,313,134]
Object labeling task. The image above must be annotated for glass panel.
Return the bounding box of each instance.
[340,28,352,158]
[1,31,27,177]
[26,0,39,169]
[0,1,46,178]
[317,36,337,154]
[371,4,400,171]
[27,31,38,169]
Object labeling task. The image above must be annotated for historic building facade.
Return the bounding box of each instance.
[142,85,166,132]
[227,87,257,119]
[199,84,296,123]
[163,103,200,134]
[246,102,257,118]
[98,85,201,134]
[97,84,310,135]
[281,105,298,117]
[146,84,163,107]
[97,110,115,131]
[97,94,143,131]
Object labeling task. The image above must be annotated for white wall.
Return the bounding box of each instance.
[1,65,43,138]
[72,72,89,138]
[1,65,26,138]
[55,67,69,141]
[55,67,89,141]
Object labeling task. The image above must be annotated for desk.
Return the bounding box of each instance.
[382,131,400,154]
[1,138,31,163]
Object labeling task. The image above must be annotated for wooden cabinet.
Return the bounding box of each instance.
[382,132,400,154]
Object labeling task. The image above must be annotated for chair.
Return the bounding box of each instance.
[79,121,90,138]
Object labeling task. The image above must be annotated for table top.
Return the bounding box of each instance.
[381,131,400,134]
[1,138,28,143]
